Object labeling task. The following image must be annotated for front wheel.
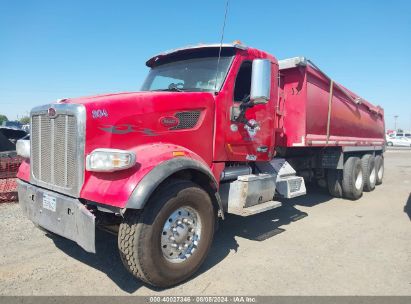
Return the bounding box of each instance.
[118,180,215,287]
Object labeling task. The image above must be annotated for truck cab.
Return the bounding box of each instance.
[141,43,278,163]
[16,43,384,288]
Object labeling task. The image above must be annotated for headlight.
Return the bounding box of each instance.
[16,139,30,158]
[86,149,136,172]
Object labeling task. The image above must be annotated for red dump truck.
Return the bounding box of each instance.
[16,43,385,287]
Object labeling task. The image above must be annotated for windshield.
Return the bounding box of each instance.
[141,56,233,92]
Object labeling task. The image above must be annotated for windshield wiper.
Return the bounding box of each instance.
[163,87,184,92]
[151,88,211,92]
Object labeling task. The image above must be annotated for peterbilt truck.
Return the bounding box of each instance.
[16,43,385,287]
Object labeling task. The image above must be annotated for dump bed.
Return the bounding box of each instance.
[277,57,385,148]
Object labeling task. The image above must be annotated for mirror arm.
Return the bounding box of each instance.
[233,96,256,129]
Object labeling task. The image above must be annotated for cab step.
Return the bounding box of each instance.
[228,200,282,217]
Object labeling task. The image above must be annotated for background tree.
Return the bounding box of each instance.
[0,114,8,125]
[19,116,30,124]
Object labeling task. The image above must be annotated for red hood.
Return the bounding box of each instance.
[61,91,215,161]
[64,91,154,105]
[62,90,215,120]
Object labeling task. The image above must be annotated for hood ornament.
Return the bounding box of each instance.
[47,107,57,118]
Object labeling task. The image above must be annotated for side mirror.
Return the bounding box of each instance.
[250,59,271,105]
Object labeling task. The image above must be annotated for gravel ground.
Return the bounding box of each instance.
[0,150,410,295]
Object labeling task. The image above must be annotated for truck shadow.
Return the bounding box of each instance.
[404,193,411,221]
[48,184,333,293]
[49,229,145,293]
[196,184,332,278]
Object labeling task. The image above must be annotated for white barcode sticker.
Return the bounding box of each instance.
[42,194,56,212]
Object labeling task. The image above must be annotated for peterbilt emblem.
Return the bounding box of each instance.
[160,116,180,128]
[47,107,56,117]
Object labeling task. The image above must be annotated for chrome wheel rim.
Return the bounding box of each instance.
[161,206,202,263]
[369,167,376,184]
[355,170,363,190]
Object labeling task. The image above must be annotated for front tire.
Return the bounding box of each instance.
[118,180,215,287]
[342,157,364,200]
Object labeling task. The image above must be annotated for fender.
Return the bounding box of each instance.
[79,143,224,216]
[17,159,30,181]
[126,157,224,218]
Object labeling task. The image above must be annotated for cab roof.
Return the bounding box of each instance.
[145,43,248,67]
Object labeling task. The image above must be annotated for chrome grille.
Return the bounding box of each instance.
[31,107,83,196]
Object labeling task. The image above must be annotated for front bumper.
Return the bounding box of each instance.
[17,179,96,253]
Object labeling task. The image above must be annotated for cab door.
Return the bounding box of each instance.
[223,56,277,162]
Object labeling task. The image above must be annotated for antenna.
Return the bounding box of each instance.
[214,0,230,93]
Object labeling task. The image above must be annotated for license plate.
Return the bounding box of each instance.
[42,194,57,212]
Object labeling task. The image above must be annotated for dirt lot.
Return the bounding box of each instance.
[0,150,410,296]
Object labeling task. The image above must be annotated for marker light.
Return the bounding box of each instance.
[172,151,186,157]
[86,149,136,172]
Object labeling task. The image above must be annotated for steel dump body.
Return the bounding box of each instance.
[277,58,385,148]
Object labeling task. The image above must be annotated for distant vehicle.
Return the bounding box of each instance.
[395,133,411,139]
[0,126,27,152]
[386,136,411,147]
[21,124,30,133]
[386,131,411,139]
[1,120,22,130]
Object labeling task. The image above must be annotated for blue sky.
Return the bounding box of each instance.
[1,0,410,130]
